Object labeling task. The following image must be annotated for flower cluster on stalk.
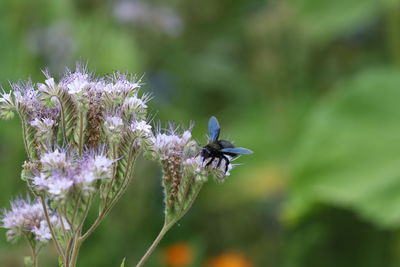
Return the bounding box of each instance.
[0,64,243,267]
[0,64,154,266]
[149,125,231,223]
[1,197,68,243]
[32,148,114,199]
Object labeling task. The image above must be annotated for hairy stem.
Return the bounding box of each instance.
[135,222,174,267]
[57,96,68,143]
[78,111,84,156]
[68,231,82,267]
[18,111,32,160]
[81,147,137,241]
[26,235,39,267]
[40,196,65,262]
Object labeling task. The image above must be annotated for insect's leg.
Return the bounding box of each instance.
[205,157,215,167]
[217,156,223,168]
[222,155,230,173]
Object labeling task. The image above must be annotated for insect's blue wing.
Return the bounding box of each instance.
[221,147,253,155]
[208,116,220,141]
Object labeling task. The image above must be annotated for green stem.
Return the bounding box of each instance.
[40,196,65,262]
[71,191,82,229]
[65,237,74,267]
[18,111,32,160]
[57,96,68,143]
[78,111,84,156]
[69,231,82,267]
[26,235,39,267]
[81,149,137,241]
[135,222,175,267]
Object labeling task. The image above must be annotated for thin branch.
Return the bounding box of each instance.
[40,196,65,261]
[135,222,174,267]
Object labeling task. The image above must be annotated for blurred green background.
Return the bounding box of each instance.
[1,0,400,266]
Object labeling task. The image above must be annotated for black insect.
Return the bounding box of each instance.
[201,116,253,173]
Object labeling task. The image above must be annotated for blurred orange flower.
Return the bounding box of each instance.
[164,242,194,267]
[206,252,253,267]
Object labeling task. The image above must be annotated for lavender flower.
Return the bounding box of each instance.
[106,73,140,95]
[0,89,15,119]
[34,148,115,198]
[104,115,124,133]
[131,120,152,136]
[40,149,67,171]
[37,77,56,93]
[0,63,249,267]
[12,80,40,111]
[151,127,194,160]
[1,197,68,243]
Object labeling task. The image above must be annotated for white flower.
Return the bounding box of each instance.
[32,222,52,242]
[124,96,147,110]
[0,92,13,105]
[103,83,115,94]
[30,118,55,130]
[67,77,89,94]
[114,79,139,93]
[152,131,191,153]
[40,149,67,170]
[131,120,152,134]
[92,155,113,174]
[11,81,40,110]
[46,175,73,196]
[104,116,124,132]
[150,127,196,162]
[32,173,49,190]
[38,78,56,92]
[76,170,96,185]
[1,197,66,243]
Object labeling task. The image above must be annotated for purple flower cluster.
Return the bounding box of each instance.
[1,197,68,242]
[151,125,232,179]
[0,64,244,267]
[33,148,114,199]
[0,65,152,146]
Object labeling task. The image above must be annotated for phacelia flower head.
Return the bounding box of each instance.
[105,72,141,95]
[131,120,152,136]
[1,196,68,243]
[40,149,68,171]
[60,67,91,96]
[0,89,16,120]
[151,124,195,161]
[122,93,150,119]
[104,115,124,133]
[34,147,115,198]
[11,80,40,111]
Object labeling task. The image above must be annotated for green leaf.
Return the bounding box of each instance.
[286,67,400,228]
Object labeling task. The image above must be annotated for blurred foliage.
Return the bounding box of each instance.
[286,68,400,228]
[1,0,400,266]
